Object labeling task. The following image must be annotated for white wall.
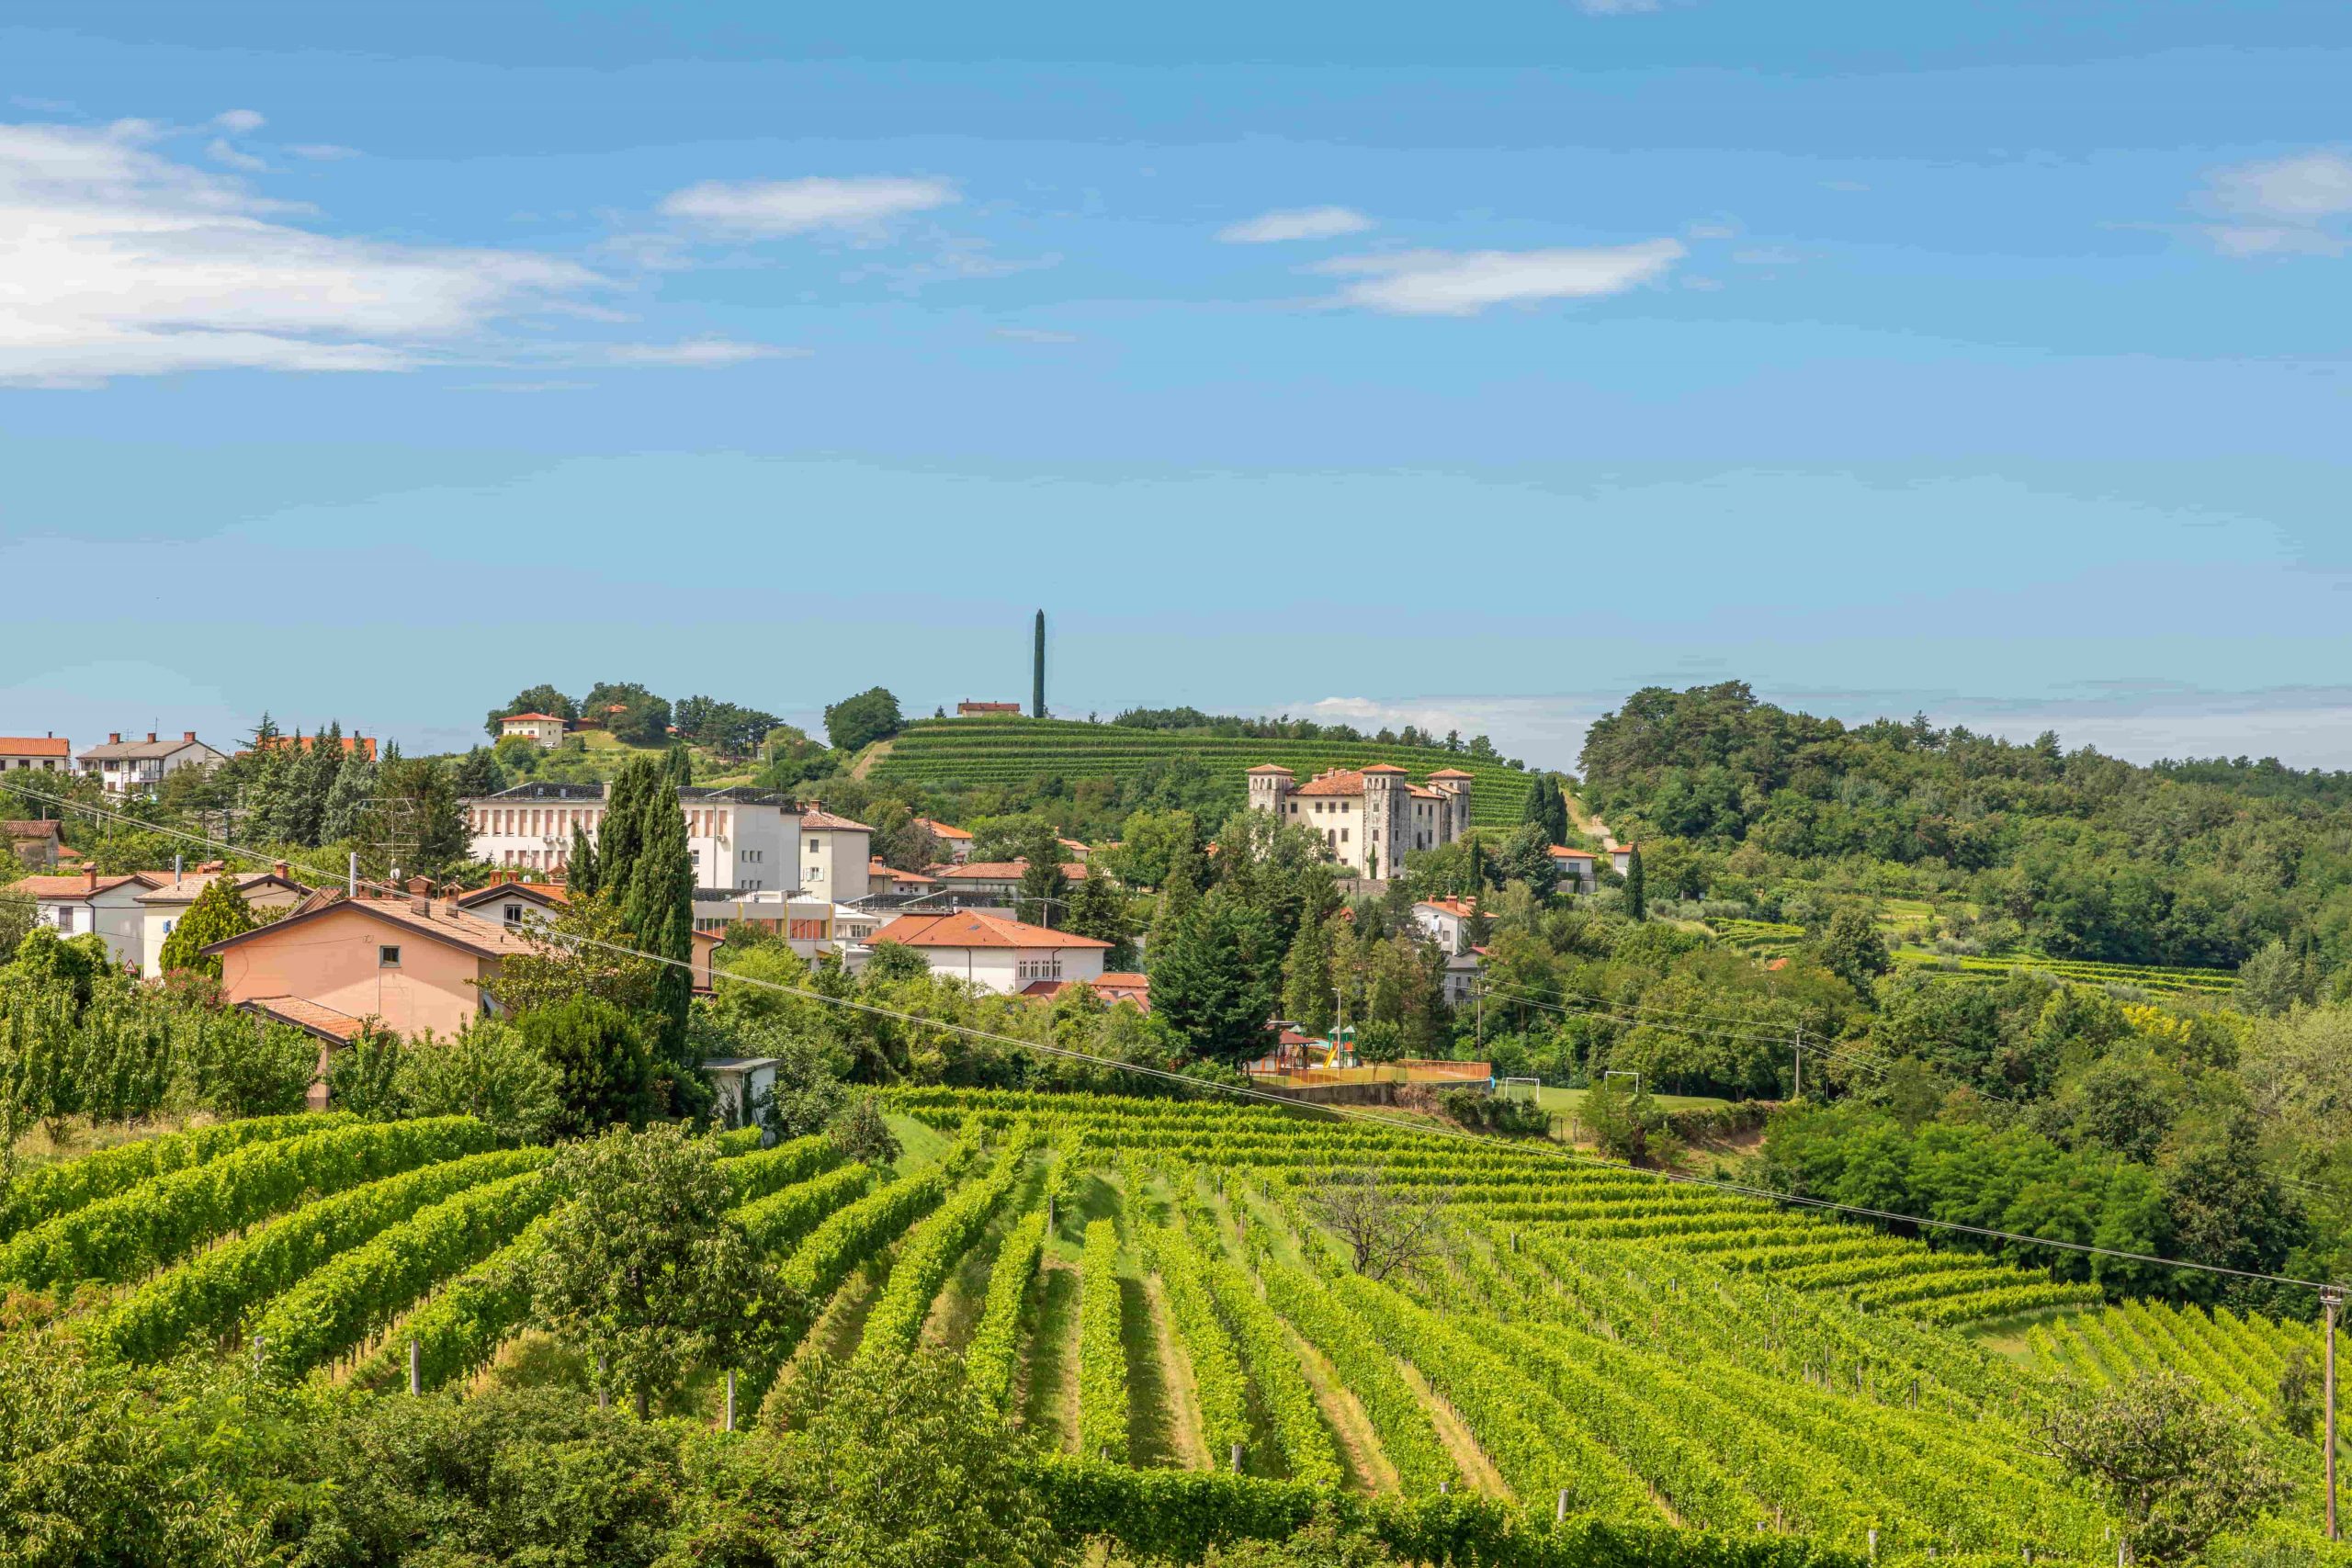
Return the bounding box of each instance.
[40,887,147,970]
[800,827,871,902]
[913,943,1106,995]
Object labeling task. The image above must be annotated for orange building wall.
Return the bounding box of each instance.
[217,905,494,1039]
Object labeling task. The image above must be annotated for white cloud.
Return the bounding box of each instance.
[212,108,266,133]
[1216,206,1374,243]
[0,118,602,384]
[206,137,266,172]
[1314,239,1684,316]
[2196,150,2351,258]
[657,175,956,238]
[287,142,359,161]
[993,326,1080,344]
[602,338,803,367]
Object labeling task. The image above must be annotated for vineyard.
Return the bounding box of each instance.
[868,717,1537,829]
[8,1089,2344,1564]
[1894,950,2239,997]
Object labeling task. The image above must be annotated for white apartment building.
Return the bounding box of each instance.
[1247,763,1472,879]
[460,783,801,893]
[797,807,872,903]
[74,731,228,797]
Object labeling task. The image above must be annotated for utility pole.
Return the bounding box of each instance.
[2325,1283,2342,1542]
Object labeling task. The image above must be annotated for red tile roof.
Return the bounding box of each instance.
[1416,897,1480,919]
[912,817,971,840]
[1246,764,1295,775]
[1548,845,1596,860]
[204,895,548,961]
[242,995,369,1043]
[1428,768,1474,779]
[13,873,157,900]
[4,820,62,840]
[1294,770,1368,797]
[800,807,873,832]
[454,880,571,911]
[871,911,1111,951]
[1019,973,1151,1010]
[502,712,564,723]
[1361,763,1407,775]
[0,737,71,757]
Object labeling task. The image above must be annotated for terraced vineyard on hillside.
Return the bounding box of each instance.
[10,1091,2343,1563]
[1895,949,2239,997]
[869,717,1538,829]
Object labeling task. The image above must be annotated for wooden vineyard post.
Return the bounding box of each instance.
[725,1370,737,1433]
[1557,1488,1569,1523]
[1230,1442,1243,1473]
[2324,1284,2341,1542]
[408,1337,420,1395]
[597,1355,610,1411]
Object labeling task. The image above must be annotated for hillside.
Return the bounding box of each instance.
[871,716,1537,829]
[9,1089,2345,1565]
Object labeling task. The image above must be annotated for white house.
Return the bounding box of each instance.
[797,807,872,903]
[20,871,160,969]
[1548,846,1598,895]
[0,735,72,775]
[1412,897,1481,956]
[452,876,571,930]
[1610,845,1635,877]
[74,732,228,797]
[1247,763,1472,880]
[461,784,800,893]
[866,909,1109,996]
[498,712,568,748]
[136,867,311,978]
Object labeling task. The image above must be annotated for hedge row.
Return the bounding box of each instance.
[856,1126,1036,1362]
[721,1134,843,1206]
[964,1208,1048,1411]
[1076,1218,1128,1463]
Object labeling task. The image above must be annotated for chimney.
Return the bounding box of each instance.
[272,860,289,882]
[108,732,121,745]
[85,864,97,891]
[409,875,431,916]
[183,731,197,742]
[146,732,157,744]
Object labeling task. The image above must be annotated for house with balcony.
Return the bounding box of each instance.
[74,731,227,797]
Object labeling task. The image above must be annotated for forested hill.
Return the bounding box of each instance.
[1577,682,2352,971]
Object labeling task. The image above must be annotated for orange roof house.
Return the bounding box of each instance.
[868,909,1110,996]
[1019,971,1150,1010]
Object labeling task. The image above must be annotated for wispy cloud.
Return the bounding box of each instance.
[211,108,266,134]
[1217,206,1374,243]
[2196,149,2351,258]
[1313,239,1684,316]
[602,338,803,367]
[0,117,601,384]
[205,137,266,172]
[658,175,956,238]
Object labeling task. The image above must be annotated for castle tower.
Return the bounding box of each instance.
[1247,764,1295,821]
[1428,769,1474,843]
[1360,764,1408,880]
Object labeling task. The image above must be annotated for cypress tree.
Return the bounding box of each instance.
[664,742,693,788]
[1521,777,1550,829]
[598,759,658,897]
[622,775,695,1080]
[1280,914,1336,1035]
[1032,609,1046,717]
[567,821,599,895]
[320,750,374,844]
[1624,845,1646,921]
[1544,777,1570,846]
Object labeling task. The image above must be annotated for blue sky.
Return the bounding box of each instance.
[4,2,2348,768]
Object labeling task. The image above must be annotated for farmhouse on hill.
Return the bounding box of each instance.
[1246,762,1472,878]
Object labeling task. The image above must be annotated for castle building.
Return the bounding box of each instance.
[1246,763,1472,879]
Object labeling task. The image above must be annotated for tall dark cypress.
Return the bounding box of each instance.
[597,760,657,897]
[622,773,695,1078]
[566,821,599,895]
[1548,780,1571,847]
[1032,609,1046,717]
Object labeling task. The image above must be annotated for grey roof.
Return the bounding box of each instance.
[76,737,219,762]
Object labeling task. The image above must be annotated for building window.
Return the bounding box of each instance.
[379,945,402,967]
[503,904,524,925]
[1340,829,1349,843]
[55,908,74,933]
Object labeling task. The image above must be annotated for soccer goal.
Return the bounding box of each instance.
[1498,1077,1543,1103]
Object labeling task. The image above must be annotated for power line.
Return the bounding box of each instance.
[8,779,2343,1295]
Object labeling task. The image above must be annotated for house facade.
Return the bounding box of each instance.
[1247,763,1472,879]
[912,818,973,863]
[1413,897,1481,956]
[74,732,227,796]
[6,820,62,868]
[1610,845,1635,877]
[866,909,1109,995]
[935,859,1089,908]
[1548,846,1598,894]
[461,783,800,891]
[136,867,310,978]
[0,736,71,774]
[203,883,544,1043]
[18,871,157,968]
[498,713,568,748]
[797,807,872,903]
